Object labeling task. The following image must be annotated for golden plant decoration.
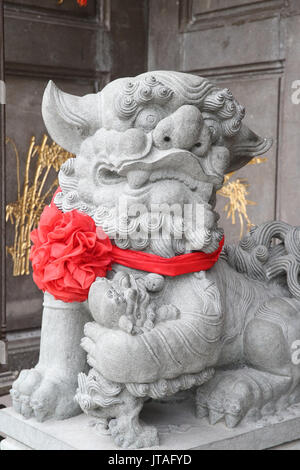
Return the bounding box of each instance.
[217,157,268,238]
[6,135,73,277]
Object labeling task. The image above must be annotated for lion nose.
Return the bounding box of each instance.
[127,170,150,189]
[153,105,204,150]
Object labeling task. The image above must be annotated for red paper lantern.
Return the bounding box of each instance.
[77,0,87,6]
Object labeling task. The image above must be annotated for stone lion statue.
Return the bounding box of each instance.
[10,71,300,449]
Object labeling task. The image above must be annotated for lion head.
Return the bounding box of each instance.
[42,71,271,257]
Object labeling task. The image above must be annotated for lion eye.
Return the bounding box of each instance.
[134,106,165,132]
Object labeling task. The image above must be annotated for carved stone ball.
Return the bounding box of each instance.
[144,273,165,292]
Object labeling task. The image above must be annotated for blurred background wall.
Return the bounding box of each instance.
[1,0,300,391]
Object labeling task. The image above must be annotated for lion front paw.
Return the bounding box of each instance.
[10,368,80,422]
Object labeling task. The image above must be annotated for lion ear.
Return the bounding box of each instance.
[227,124,273,173]
[42,81,101,154]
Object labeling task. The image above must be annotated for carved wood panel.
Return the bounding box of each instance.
[180,0,287,31]
[193,0,266,11]
[6,0,97,18]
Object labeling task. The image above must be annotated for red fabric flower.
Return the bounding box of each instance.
[30,204,112,303]
[30,187,224,304]
[77,0,87,7]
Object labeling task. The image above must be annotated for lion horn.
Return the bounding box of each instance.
[42,81,101,154]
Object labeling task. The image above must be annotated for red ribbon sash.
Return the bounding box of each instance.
[30,187,224,303]
[110,240,224,277]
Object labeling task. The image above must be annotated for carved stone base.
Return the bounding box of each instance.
[2,399,300,450]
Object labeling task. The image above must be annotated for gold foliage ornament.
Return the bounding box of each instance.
[6,136,73,277]
[217,157,268,239]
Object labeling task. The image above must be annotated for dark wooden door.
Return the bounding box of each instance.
[148,0,300,244]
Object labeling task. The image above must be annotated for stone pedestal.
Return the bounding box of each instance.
[1,399,300,450]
